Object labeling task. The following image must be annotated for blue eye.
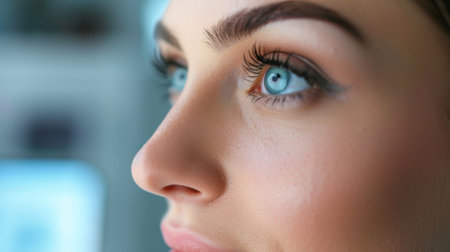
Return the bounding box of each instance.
[169,66,188,91]
[262,67,310,95]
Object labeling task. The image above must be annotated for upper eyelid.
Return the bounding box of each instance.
[285,54,335,83]
[244,49,321,79]
[157,52,187,68]
[164,59,187,69]
[245,43,341,84]
[152,52,186,80]
[156,42,188,67]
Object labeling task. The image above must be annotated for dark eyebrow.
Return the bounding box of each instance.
[204,1,365,50]
[155,22,182,50]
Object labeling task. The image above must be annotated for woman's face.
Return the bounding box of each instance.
[132,0,450,251]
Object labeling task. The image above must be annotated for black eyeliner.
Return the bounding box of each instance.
[242,43,343,107]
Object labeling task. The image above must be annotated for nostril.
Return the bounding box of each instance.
[162,185,201,196]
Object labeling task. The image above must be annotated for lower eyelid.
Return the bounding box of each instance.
[248,88,324,109]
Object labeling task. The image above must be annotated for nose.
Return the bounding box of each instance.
[131,90,226,203]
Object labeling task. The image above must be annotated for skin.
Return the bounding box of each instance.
[132,0,450,251]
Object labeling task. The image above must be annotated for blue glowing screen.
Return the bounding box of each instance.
[0,160,104,252]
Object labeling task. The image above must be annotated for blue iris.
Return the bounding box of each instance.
[264,67,290,94]
[170,66,188,91]
[263,67,310,95]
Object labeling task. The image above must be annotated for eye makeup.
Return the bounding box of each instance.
[152,42,346,109]
[152,51,187,82]
[242,43,344,108]
[152,50,188,102]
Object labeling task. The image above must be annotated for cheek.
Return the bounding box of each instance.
[224,97,445,249]
[226,118,337,248]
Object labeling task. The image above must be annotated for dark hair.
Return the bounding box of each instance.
[415,1,450,133]
[414,0,449,34]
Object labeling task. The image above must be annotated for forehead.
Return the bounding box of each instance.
[162,0,399,32]
[160,0,432,48]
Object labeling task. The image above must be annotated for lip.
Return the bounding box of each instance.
[161,221,229,252]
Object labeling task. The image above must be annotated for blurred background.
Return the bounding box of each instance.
[0,0,170,251]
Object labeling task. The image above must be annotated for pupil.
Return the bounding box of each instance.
[271,73,281,82]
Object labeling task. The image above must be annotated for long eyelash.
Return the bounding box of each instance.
[151,50,189,103]
[242,43,343,107]
[151,50,170,77]
[151,51,173,101]
[243,44,287,81]
[151,50,187,79]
